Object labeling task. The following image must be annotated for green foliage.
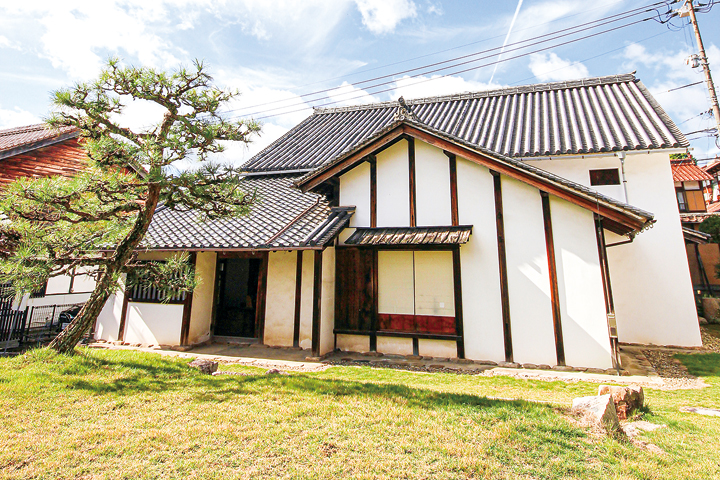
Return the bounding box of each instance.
[699,215,720,246]
[0,58,260,301]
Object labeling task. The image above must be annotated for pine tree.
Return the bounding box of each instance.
[0,59,260,353]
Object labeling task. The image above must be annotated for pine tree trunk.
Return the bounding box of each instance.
[48,269,116,354]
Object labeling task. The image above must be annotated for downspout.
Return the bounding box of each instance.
[618,151,629,204]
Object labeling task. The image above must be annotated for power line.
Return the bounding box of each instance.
[220,1,672,118]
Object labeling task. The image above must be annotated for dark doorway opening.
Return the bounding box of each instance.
[214,258,261,338]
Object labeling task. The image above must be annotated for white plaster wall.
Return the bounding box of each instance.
[340,161,371,227]
[415,141,452,226]
[45,275,71,295]
[419,339,457,358]
[376,139,410,227]
[188,252,216,345]
[25,292,91,309]
[320,247,336,355]
[123,302,184,346]
[336,333,370,352]
[264,251,297,347]
[456,159,506,362]
[377,336,413,356]
[550,197,612,368]
[530,152,701,346]
[502,176,557,366]
[71,269,96,293]
[298,250,315,350]
[95,292,122,342]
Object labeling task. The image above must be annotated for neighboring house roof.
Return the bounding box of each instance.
[141,175,353,250]
[244,73,687,173]
[679,212,719,223]
[708,202,720,213]
[0,124,78,160]
[703,158,720,175]
[297,118,654,236]
[682,226,712,244]
[671,159,713,182]
[345,226,473,246]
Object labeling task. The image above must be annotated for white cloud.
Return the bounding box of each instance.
[326,82,380,106]
[0,106,42,129]
[392,74,503,100]
[527,52,589,82]
[354,0,418,34]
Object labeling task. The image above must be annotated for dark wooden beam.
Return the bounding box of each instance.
[369,155,377,228]
[293,250,303,348]
[447,152,459,226]
[408,138,417,227]
[180,253,197,345]
[452,245,465,359]
[541,192,565,366]
[370,249,379,352]
[311,249,324,357]
[492,171,513,362]
[255,252,269,344]
[594,214,620,370]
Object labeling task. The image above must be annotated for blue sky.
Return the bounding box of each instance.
[1,0,719,163]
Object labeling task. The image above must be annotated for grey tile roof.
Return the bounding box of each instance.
[141,175,351,250]
[244,74,687,173]
[345,226,473,246]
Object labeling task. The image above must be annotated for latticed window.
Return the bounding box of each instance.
[589,168,621,186]
[127,263,187,304]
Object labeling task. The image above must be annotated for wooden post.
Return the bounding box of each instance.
[408,138,417,227]
[492,171,513,362]
[293,250,303,348]
[594,214,620,370]
[452,246,465,359]
[541,192,565,366]
[447,151,459,226]
[311,249,323,357]
[179,252,197,345]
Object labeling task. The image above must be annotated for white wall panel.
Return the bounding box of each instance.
[531,152,700,347]
[320,247,336,355]
[123,303,184,346]
[414,251,454,316]
[264,251,297,347]
[550,197,612,368]
[188,252,216,345]
[298,250,315,350]
[339,161,371,227]
[502,176,557,366]
[415,141,451,226]
[378,251,414,315]
[376,139,410,227]
[456,159,505,362]
[95,292,122,342]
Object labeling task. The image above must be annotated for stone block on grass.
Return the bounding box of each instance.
[189,359,218,375]
[571,394,620,433]
[598,385,644,420]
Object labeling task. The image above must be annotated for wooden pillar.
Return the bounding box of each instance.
[492,171,513,362]
[293,250,303,348]
[452,245,465,359]
[255,252,269,344]
[369,155,377,228]
[370,248,379,352]
[311,249,323,357]
[179,252,197,345]
[594,215,620,370]
[408,137,417,227]
[541,192,565,366]
[447,152,459,226]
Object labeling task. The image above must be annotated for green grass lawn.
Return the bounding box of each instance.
[1,348,719,479]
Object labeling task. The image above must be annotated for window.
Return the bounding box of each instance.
[589,168,621,186]
[127,262,188,304]
[676,189,688,212]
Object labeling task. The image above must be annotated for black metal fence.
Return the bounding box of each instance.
[0,301,86,353]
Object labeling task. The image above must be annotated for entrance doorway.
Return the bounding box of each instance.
[214,258,262,338]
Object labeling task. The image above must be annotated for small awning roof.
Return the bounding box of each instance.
[671,159,713,182]
[344,226,473,246]
[683,226,712,244]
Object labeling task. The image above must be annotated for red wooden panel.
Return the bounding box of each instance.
[378,313,456,335]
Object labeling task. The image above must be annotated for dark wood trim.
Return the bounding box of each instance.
[336,244,458,251]
[117,282,131,342]
[408,137,417,227]
[218,251,268,259]
[255,252,269,344]
[180,252,197,345]
[541,192,565,366]
[369,155,377,228]
[492,171,513,362]
[447,152,459,226]
[293,250,303,348]
[370,249,379,352]
[311,249,323,357]
[452,246,465,359]
[412,337,419,356]
[334,329,462,341]
[297,124,647,236]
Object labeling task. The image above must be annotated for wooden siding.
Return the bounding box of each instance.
[0,138,87,187]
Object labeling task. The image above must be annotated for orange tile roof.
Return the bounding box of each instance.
[671,159,713,182]
[708,202,720,213]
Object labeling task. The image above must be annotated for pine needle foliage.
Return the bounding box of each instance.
[0,58,260,352]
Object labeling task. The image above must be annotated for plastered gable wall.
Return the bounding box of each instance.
[415,140,451,226]
[376,140,410,227]
[530,153,701,347]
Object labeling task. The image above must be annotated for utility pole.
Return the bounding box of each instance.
[683,0,720,144]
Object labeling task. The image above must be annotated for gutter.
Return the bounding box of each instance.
[519,147,688,162]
